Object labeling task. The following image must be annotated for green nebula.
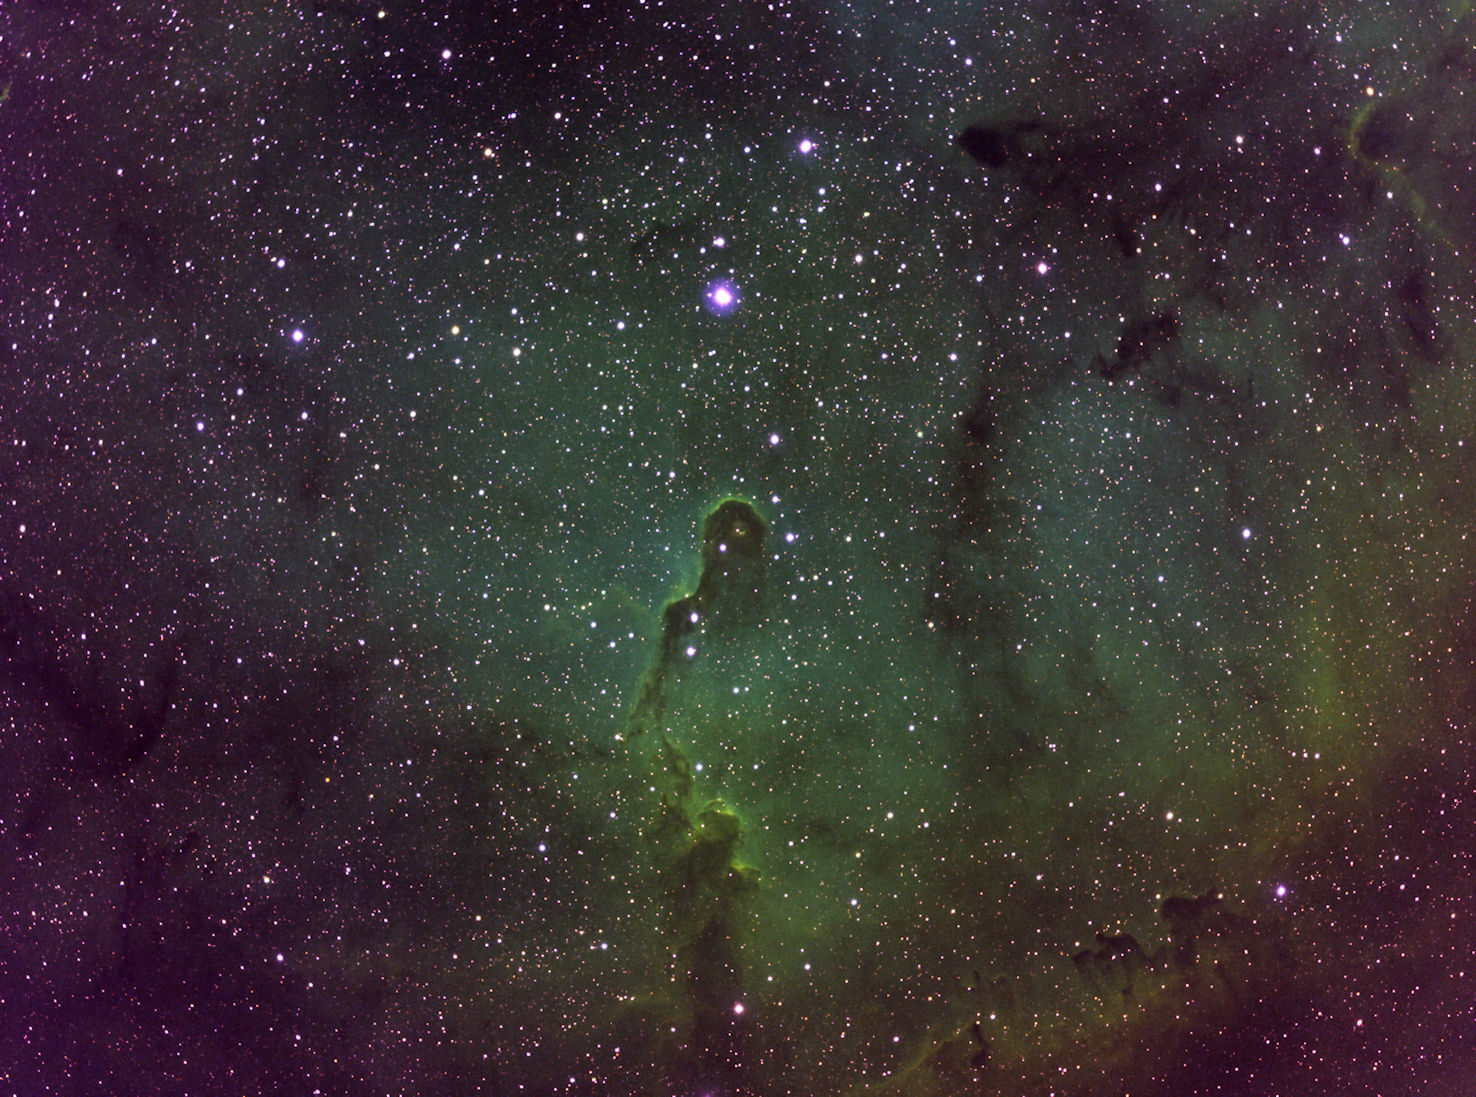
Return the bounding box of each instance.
[622,498,769,1090]
[627,498,769,740]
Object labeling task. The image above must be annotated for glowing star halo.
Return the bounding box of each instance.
[704,280,741,315]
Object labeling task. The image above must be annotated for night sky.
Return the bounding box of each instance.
[6,1,1476,1094]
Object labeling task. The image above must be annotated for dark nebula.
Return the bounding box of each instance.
[629,498,769,738]
[8,2,1476,1095]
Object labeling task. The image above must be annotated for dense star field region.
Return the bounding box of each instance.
[5,0,1476,1093]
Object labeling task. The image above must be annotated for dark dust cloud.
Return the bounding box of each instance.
[5,1,1476,1094]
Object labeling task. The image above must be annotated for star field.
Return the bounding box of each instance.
[5,1,1476,1095]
